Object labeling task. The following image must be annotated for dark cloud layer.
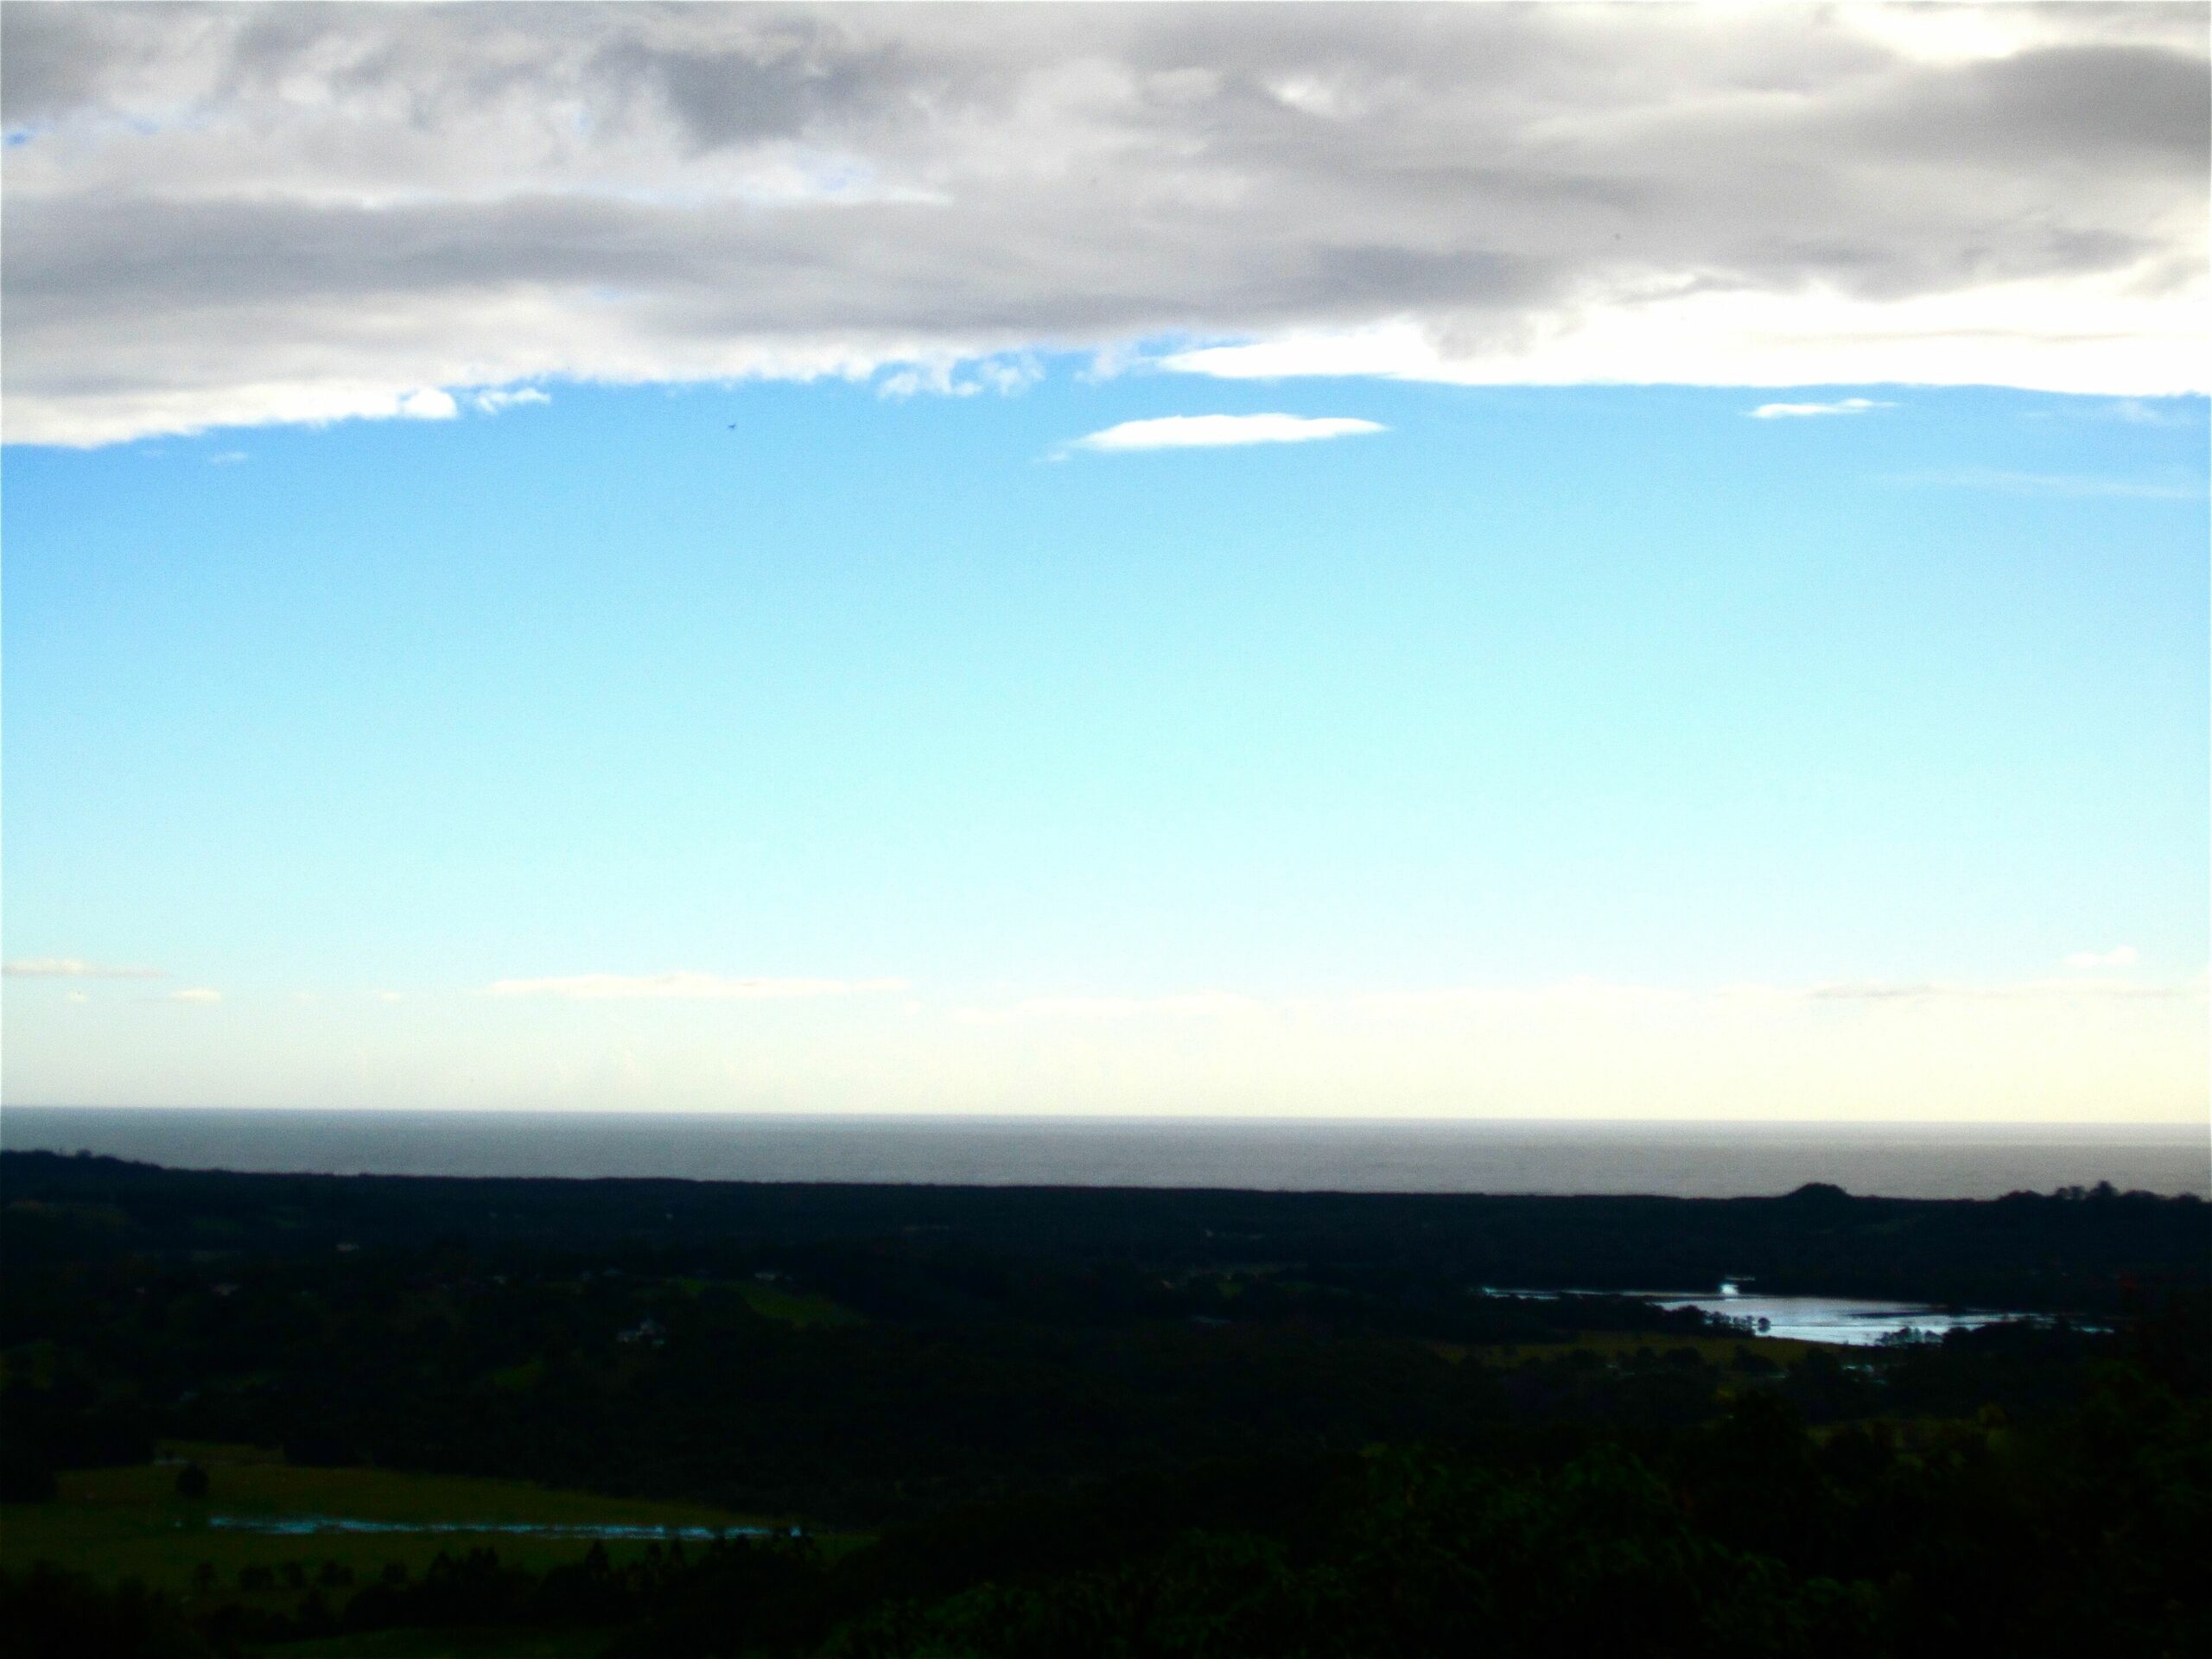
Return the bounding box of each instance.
[3,3,2203,443]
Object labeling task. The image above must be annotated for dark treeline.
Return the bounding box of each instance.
[7,1150,2203,1309]
[5,1160,1752,1522]
[4,1153,2208,1656]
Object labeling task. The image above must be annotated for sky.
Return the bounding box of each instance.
[3,3,2207,1122]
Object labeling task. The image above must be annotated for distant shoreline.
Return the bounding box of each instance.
[3,1105,2205,1200]
[7,1147,2205,1318]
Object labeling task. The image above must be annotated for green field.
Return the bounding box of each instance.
[734,1281,862,1328]
[4,1447,794,1609]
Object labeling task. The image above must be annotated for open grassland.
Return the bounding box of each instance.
[734,1281,862,1328]
[4,1449,794,1605]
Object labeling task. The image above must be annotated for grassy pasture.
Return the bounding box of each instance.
[3,1449,790,1606]
[734,1281,862,1328]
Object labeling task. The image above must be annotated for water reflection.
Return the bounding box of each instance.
[1484,1284,2049,1347]
[1652,1292,2018,1346]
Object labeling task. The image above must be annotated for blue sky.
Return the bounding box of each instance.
[3,4,2205,1118]
[7,374,2205,1116]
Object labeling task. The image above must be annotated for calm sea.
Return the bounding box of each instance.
[3,1108,2204,1198]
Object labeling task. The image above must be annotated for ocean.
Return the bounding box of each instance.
[3,1108,2204,1198]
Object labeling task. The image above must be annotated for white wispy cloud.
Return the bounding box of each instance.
[1885,468,2205,499]
[486,972,909,1001]
[2065,946,2139,969]
[878,356,1042,399]
[963,992,1270,1024]
[470,387,550,414]
[1332,981,1688,1016]
[4,957,165,979]
[7,5,2199,445]
[963,975,2198,1021]
[1325,977,2196,1013]
[1748,397,1894,419]
[1066,415,1385,454]
[1796,976,2184,1003]
[163,987,223,1003]
[2102,398,2190,426]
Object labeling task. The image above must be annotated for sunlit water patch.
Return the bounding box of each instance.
[1651,1291,2022,1346]
[1485,1282,2078,1346]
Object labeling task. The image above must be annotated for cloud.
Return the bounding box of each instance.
[962,974,2197,1022]
[1067,414,1385,454]
[1336,981,1688,1017]
[2103,397,2188,425]
[1749,397,1894,419]
[2066,945,2139,969]
[1799,982,1940,1003]
[1336,982,2202,1021]
[396,388,458,421]
[208,448,247,464]
[3,5,2202,445]
[4,957,164,979]
[1797,975,2182,1003]
[164,987,223,1003]
[1885,468,2205,499]
[971,992,1271,1023]
[877,355,1042,399]
[469,387,550,414]
[486,972,909,1001]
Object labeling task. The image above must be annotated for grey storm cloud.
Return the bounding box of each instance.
[3,2,2204,445]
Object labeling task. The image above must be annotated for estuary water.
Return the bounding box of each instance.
[1652,1290,2034,1346]
[3,1107,2204,1198]
[1491,1283,2054,1346]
